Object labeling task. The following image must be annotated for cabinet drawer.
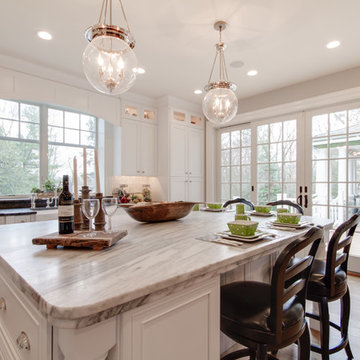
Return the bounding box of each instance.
[0,275,40,360]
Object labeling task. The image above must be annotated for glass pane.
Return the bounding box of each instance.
[221,150,230,166]
[0,140,39,195]
[283,183,296,200]
[127,106,138,117]
[231,148,240,165]
[242,129,251,146]
[270,143,282,162]
[241,147,251,165]
[231,166,240,182]
[349,108,360,129]
[231,183,241,198]
[257,164,269,182]
[81,115,96,131]
[48,109,63,126]
[312,183,328,205]
[312,114,328,137]
[221,166,230,183]
[348,159,360,182]
[48,126,63,143]
[329,135,346,158]
[270,163,282,182]
[312,160,328,182]
[348,133,360,157]
[348,183,360,206]
[269,183,282,201]
[0,119,18,137]
[20,104,39,123]
[270,122,282,143]
[20,123,39,140]
[221,132,230,149]
[312,205,328,218]
[145,110,156,121]
[241,184,251,200]
[257,183,269,204]
[221,183,230,200]
[330,183,347,206]
[231,131,240,148]
[283,162,296,182]
[242,165,251,183]
[65,129,80,145]
[329,111,346,135]
[283,120,296,141]
[0,99,18,120]
[312,138,328,159]
[329,207,347,227]
[48,145,95,194]
[65,111,80,129]
[257,144,268,162]
[257,124,268,144]
[81,131,96,147]
[330,159,347,182]
[283,141,296,161]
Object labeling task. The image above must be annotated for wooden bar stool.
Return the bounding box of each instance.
[306,213,360,359]
[221,226,323,360]
[267,200,304,215]
[223,198,255,210]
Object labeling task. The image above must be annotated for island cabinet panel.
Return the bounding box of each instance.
[119,277,220,360]
[0,273,51,360]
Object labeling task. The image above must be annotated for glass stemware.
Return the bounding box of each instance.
[81,199,100,237]
[102,198,118,233]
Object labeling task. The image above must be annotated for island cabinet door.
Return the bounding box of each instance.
[119,277,220,360]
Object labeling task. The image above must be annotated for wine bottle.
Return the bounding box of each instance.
[58,175,74,234]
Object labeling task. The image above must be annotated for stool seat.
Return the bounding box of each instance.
[221,281,305,346]
[307,259,347,300]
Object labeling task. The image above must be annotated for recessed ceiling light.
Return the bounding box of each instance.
[37,31,52,40]
[326,40,341,49]
[247,70,258,76]
[194,89,202,95]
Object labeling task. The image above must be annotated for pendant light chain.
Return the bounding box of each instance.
[207,51,218,84]
[118,0,132,34]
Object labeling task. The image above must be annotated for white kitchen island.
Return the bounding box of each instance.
[0,211,332,360]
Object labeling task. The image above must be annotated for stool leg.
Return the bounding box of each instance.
[249,349,256,360]
[256,344,267,360]
[318,298,330,360]
[298,323,310,360]
[341,286,353,359]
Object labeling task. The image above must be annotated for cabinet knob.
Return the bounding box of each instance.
[142,171,145,174]
[189,180,192,183]
[189,171,192,175]
[16,332,30,351]
[185,171,188,174]
[0,297,6,310]
[137,170,140,173]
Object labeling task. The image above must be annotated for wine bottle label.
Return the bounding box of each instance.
[58,205,74,217]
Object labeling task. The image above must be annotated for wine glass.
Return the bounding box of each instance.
[102,198,118,233]
[81,199,100,237]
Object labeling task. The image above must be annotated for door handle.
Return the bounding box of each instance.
[296,194,303,207]
[304,194,308,209]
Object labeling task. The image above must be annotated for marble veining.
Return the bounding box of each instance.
[0,212,332,328]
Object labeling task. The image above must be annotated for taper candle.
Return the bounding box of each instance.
[83,146,87,186]
[94,148,100,193]
[73,156,78,200]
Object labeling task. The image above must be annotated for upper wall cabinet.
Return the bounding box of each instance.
[123,102,157,123]
[171,109,204,129]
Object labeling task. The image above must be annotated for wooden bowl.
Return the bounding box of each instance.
[120,202,197,223]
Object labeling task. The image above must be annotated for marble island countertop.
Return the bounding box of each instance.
[0,211,333,329]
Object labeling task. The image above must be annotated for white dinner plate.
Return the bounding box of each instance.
[216,230,276,242]
[269,221,310,229]
[249,211,275,217]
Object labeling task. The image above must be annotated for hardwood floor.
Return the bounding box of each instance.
[221,275,360,359]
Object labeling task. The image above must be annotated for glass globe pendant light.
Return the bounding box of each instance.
[83,0,137,95]
[202,21,238,125]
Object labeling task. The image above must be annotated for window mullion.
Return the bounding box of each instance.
[39,105,48,186]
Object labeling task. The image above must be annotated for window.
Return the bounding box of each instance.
[0,99,97,195]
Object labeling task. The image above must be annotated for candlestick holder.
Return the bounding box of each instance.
[74,199,83,230]
[81,186,90,230]
[94,192,106,231]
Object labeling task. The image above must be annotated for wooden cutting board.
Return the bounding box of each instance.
[32,230,128,250]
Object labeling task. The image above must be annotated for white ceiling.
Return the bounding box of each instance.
[1,0,360,104]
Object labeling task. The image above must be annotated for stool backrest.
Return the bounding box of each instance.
[222,198,254,210]
[267,200,304,214]
[269,226,323,341]
[324,213,360,295]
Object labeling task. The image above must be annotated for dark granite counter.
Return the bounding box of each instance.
[0,208,37,216]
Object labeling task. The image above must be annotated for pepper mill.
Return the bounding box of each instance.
[81,186,90,230]
[74,199,83,230]
[94,192,106,231]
